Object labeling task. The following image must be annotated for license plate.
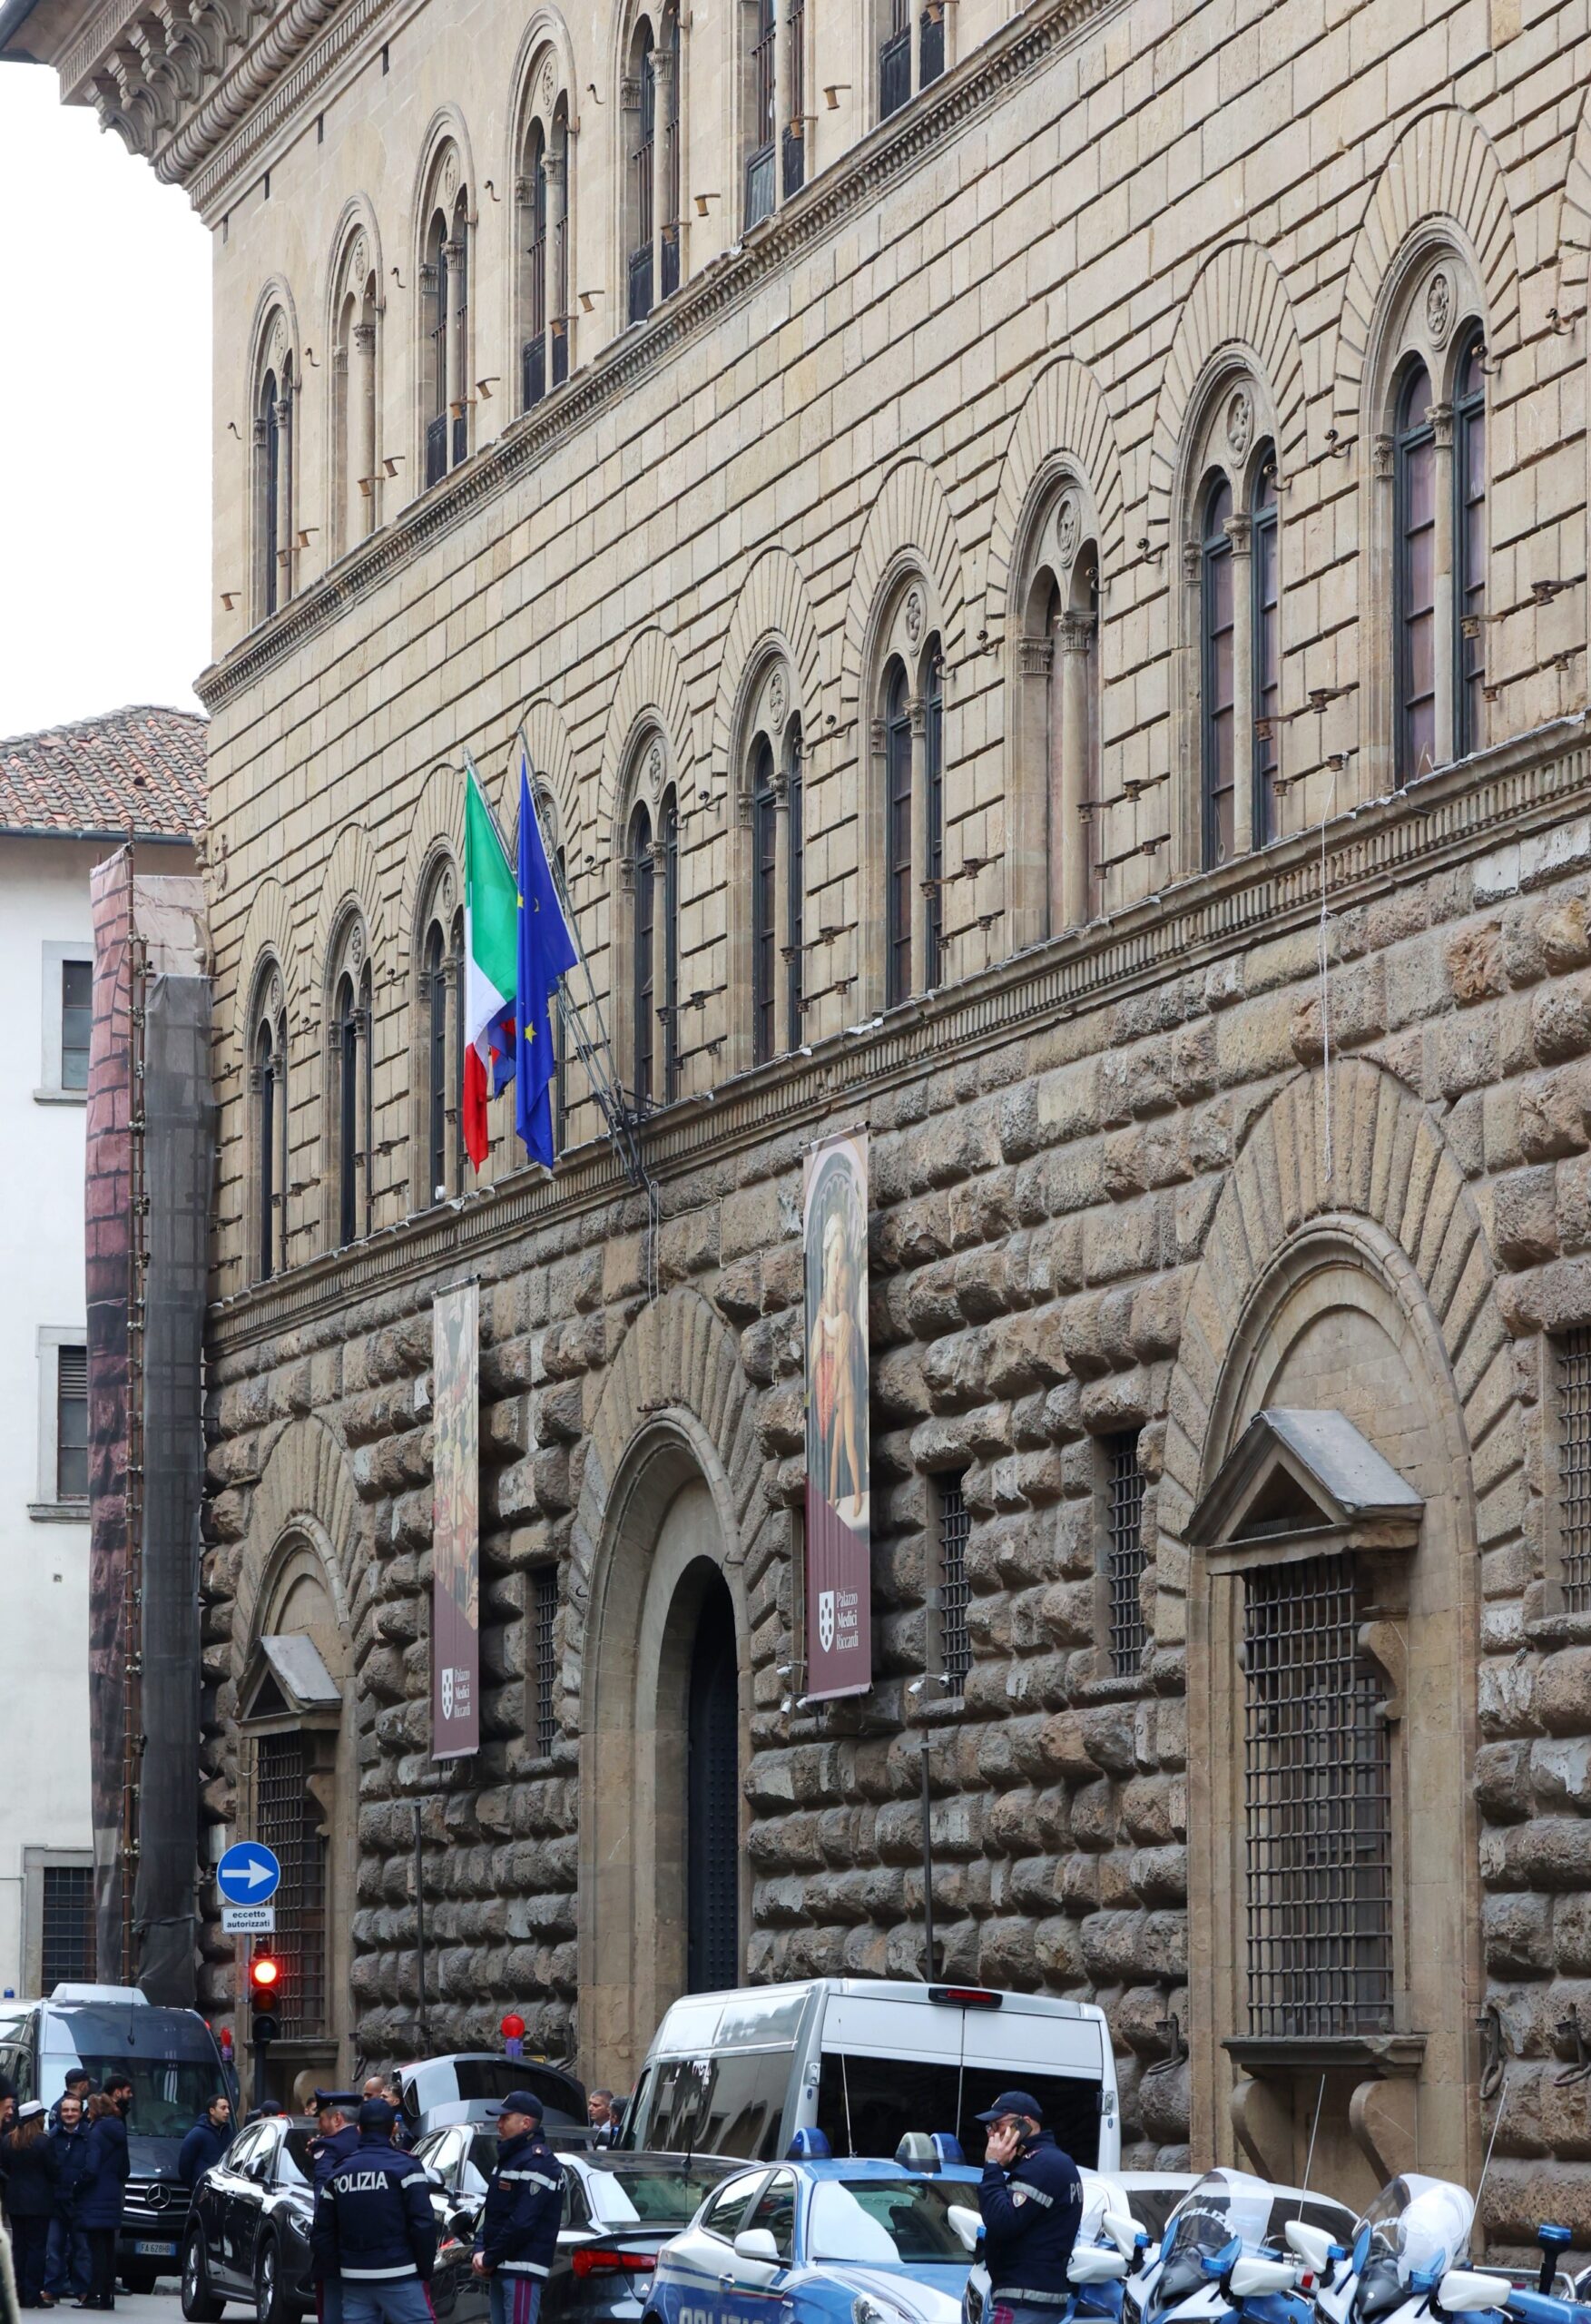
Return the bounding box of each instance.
[133,2242,178,2258]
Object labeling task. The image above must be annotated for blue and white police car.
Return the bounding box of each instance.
[645,2136,984,2324]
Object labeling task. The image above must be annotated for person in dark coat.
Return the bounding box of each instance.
[310,2100,436,2324]
[309,2093,361,2324]
[472,2093,565,2324]
[44,2083,90,2140]
[4,2104,61,2306]
[74,2096,129,2311]
[43,2099,91,2306]
[177,2098,232,2192]
[976,2090,1084,2324]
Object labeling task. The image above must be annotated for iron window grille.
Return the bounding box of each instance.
[1105,1430,1146,1675]
[938,1473,971,1694]
[255,1730,328,2038]
[41,1865,95,1989]
[1242,1553,1393,2040]
[61,958,92,1089]
[1558,1329,1591,1611]
[533,1565,558,1758]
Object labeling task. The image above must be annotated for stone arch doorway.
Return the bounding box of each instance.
[578,1422,750,2093]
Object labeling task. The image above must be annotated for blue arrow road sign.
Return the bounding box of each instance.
[217,1842,281,1905]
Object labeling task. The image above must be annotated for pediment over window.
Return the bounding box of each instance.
[239,1631,342,1728]
[1186,1407,1422,1560]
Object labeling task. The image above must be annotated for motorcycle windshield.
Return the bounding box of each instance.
[1148,2175,1275,2318]
[1352,2179,1475,2324]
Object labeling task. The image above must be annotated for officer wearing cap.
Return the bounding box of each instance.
[309,2093,363,2324]
[311,2098,437,2324]
[472,2091,565,2324]
[975,2089,1083,2324]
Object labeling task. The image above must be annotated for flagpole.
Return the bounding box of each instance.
[514,727,657,1246]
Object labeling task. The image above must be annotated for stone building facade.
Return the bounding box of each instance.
[16,0,1591,2242]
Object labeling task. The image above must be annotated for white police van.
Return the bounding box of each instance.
[619,1980,1119,2171]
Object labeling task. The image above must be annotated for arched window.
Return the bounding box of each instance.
[424,921,447,1196]
[784,718,804,1048]
[1454,330,1487,759]
[751,737,778,1062]
[660,6,682,297]
[923,637,944,987]
[660,785,681,1101]
[1393,360,1436,786]
[327,922,371,1250]
[520,98,572,409]
[421,171,470,487]
[1251,449,1281,847]
[250,980,288,1284]
[1200,474,1235,869]
[626,24,656,323]
[630,801,654,1107]
[744,0,777,228]
[1012,487,1101,943]
[254,347,293,621]
[329,236,378,558]
[884,658,912,1008]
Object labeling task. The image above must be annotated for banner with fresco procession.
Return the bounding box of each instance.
[804,1131,871,1699]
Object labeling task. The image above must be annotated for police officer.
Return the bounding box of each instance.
[309,2093,363,2324]
[975,2089,1084,2324]
[310,2098,437,2324]
[471,2091,565,2324]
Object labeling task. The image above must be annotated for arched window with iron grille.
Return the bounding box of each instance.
[923,637,944,987]
[884,658,912,1008]
[660,786,681,1101]
[630,801,654,1107]
[1251,448,1280,848]
[1454,331,1487,761]
[750,737,778,1063]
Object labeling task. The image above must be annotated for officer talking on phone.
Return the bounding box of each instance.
[976,2089,1084,2324]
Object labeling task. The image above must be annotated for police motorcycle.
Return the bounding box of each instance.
[957,2171,1149,2324]
[1432,2227,1591,2324]
[1288,2173,1590,2324]
[1137,2171,1324,2324]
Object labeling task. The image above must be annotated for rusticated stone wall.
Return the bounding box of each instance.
[205,730,1591,2240]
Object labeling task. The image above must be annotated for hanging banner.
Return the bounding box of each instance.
[804,1131,871,1699]
[432,1282,480,1758]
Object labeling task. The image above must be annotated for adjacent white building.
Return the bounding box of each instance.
[0,705,202,1998]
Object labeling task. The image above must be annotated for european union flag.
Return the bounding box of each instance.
[515,759,579,1168]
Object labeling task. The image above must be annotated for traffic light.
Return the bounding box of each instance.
[249,1954,282,2047]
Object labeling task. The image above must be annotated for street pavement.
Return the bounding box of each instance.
[133,2284,214,2324]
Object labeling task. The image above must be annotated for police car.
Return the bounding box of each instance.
[645,2138,983,2324]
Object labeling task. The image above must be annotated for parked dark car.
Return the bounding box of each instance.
[180,2112,324,2324]
[414,2133,739,2324]
[395,2053,588,2142]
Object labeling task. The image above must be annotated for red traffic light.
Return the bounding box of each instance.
[501,2014,525,2039]
[250,1956,280,1990]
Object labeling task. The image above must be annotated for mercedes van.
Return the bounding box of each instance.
[0,1983,231,2292]
[618,1980,1120,2169]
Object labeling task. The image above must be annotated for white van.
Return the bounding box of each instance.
[619,1979,1119,2171]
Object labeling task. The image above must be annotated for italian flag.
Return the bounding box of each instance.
[463,765,517,1168]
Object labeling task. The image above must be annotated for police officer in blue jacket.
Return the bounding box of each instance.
[471,2091,565,2324]
[310,2098,437,2324]
[309,2093,363,2324]
[976,2090,1084,2324]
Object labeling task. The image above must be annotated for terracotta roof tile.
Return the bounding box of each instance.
[0,704,206,842]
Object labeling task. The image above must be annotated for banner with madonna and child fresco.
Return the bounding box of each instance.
[804,1132,871,1699]
[432,1281,481,1759]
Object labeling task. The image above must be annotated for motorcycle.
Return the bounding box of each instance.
[1140,2171,1315,2324]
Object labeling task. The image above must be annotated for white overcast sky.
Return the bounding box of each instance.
[0,68,211,739]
